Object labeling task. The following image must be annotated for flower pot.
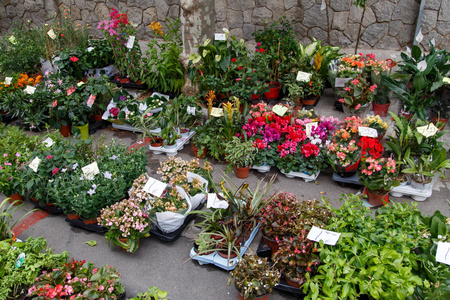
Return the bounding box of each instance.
[192,144,207,159]
[372,102,390,117]
[93,114,103,122]
[363,187,389,207]
[8,193,23,205]
[262,234,279,257]
[234,165,250,179]
[334,160,361,178]
[343,103,371,117]
[59,124,72,137]
[150,137,164,148]
[217,250,238,259]
[284,274,303,289]
[66,213,80,220]
[118,237,140,252]
[135,80,143,85]
[237,291,270,300]
[119,77,130,84]
[164,143,177,150]
[431,115,448,131]
[301,94,320,106]
[410,179,434,191]
[264,82,281,100]
[74,123,89,140]
[82,218,98,225]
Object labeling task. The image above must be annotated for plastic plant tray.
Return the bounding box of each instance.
[250,164,272,173]
[150,200,205,242]
[280,169,319,182]
[88,120,109,134]
[65,218,108,233]
[149,131,195,157]
[331,173,364,187]
[111,122,162,135]
[255,237,305,296]
[390,184,433,201]
[31,201,63,215]
[190,225,259,271]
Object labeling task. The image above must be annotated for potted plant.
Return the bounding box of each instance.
[273,232,320,288]
[129,286,168,300]
[98,198,151,253]
[337,75,377,115]
[369,58,397,116]
[327,134,362,178]
[362,115,388,139]
[228,255,280,300]
[224,136,257,179]
[430,86,450,131]
[190,121,212,159]
[402,148,450,191]
[132,107,163,147]
[358,156,400,207]
[27,259,126,299]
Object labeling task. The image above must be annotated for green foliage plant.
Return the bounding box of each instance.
[129,286,168,300]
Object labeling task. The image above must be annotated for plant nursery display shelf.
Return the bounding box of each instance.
[149,131,195,157]
[280,169,320,182]
[150,200,206,242]
[111,122,162,134]
[190,225,259,271]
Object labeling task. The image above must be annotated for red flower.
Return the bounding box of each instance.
[60,34,64,37]
[52,167,60,175]
[386,59,397,68]
[301,142,319,158]
[238,66,243,70]
[110,107,120,117]
[259,48,265,53]
[70,56,79,62]
[231,58,236,62]
[46,155,53,159]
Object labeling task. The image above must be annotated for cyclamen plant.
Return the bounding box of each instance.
[98,198,151,253]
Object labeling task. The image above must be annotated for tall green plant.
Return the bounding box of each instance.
[0,198,35,240]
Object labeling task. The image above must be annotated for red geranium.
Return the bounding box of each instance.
[231,58,237,62]
[70,56,79,62]
[358,136,383,159]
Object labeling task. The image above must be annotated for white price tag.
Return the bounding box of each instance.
[207,193,229,209]
[358,126,378,138]
[187,106,196,115]
[126,36,135,49]
[214,33,226,40]
[42,137,54,147]
[5,77,12,85]
[417,124,438,138]
[436,242,450,265]
[305,122,318,138]
[24,86,36,95]
[307,226,341,245]
[87,47,95,52]
[29,157,41,172]
[211,107,224,117]
[143,177,167,198]
[296,71,312,82]
[335,77,351,88]
[82,162,100,180]
[272,104,288,116]
[47,29,56,39]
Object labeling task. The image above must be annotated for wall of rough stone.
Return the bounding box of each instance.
[1,0,448,52]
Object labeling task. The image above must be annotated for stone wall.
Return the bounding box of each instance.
[1,0,448,52]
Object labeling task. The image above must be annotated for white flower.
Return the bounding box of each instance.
[87,189,96,195]
[61,168,67,173]
[72,163,79,170]
[109,155,118,160]
[103,171,112,179]
[417,60,427,72]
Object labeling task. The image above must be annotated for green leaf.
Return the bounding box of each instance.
[84,240,97,247]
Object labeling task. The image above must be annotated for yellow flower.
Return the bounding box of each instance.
[223,101,234,122]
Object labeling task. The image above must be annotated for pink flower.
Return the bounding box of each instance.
[46,155,53,159]
[110,107,120,117]
[338,98,344,103]
[3,153,7,157]
[369,84,377,92]
[67,86,76,96]
[52,167,60,174]
[256,42,261,46]
[354,104,361,110]
[344,87,351,92]
[351,78,360,85]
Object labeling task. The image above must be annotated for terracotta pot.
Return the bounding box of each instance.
[60,124,72,137]
[335,159,361,178]
[82,218,98,225]
[234,165,250,179]
[135,80,143,85]
[363,187,389,207]
[66,213,80,220]
[217,250,238,259]
[93,114,103,122]
[372,102,390,117]
[237,291,270,300]
[193,243,215,256]
[8,193,23,205]
[150,137,164,147]
[118,237,140,252]
[192,144,207,159]
[119,77,130,84]
[264,82,281,100]
[262,234,279,257]
[431,115,448,131]
[284,274,303,289]
[301,94,320,106]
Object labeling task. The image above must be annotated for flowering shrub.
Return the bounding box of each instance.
[335,54,365,78]
[156,156,213,188]
[273,232,320,286]
[342,116,363,135]
[249,102,272,119]
[358,156,399,193]
[98,198,151,252]
[28,259,125,299]
[229,255,280,299]
[338,75,377,113]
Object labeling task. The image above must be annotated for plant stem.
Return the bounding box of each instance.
[354,6,366,54]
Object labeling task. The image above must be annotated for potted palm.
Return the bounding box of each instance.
[224,136,258,179]
[228,255,280,300]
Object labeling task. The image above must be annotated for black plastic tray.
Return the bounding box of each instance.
[65,217,108,233]
[256,237,305,297]
[88,119,109,134]
[150,202,205,242]
[31,201,63,215]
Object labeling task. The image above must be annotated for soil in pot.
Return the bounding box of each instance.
[150,137,164,147]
